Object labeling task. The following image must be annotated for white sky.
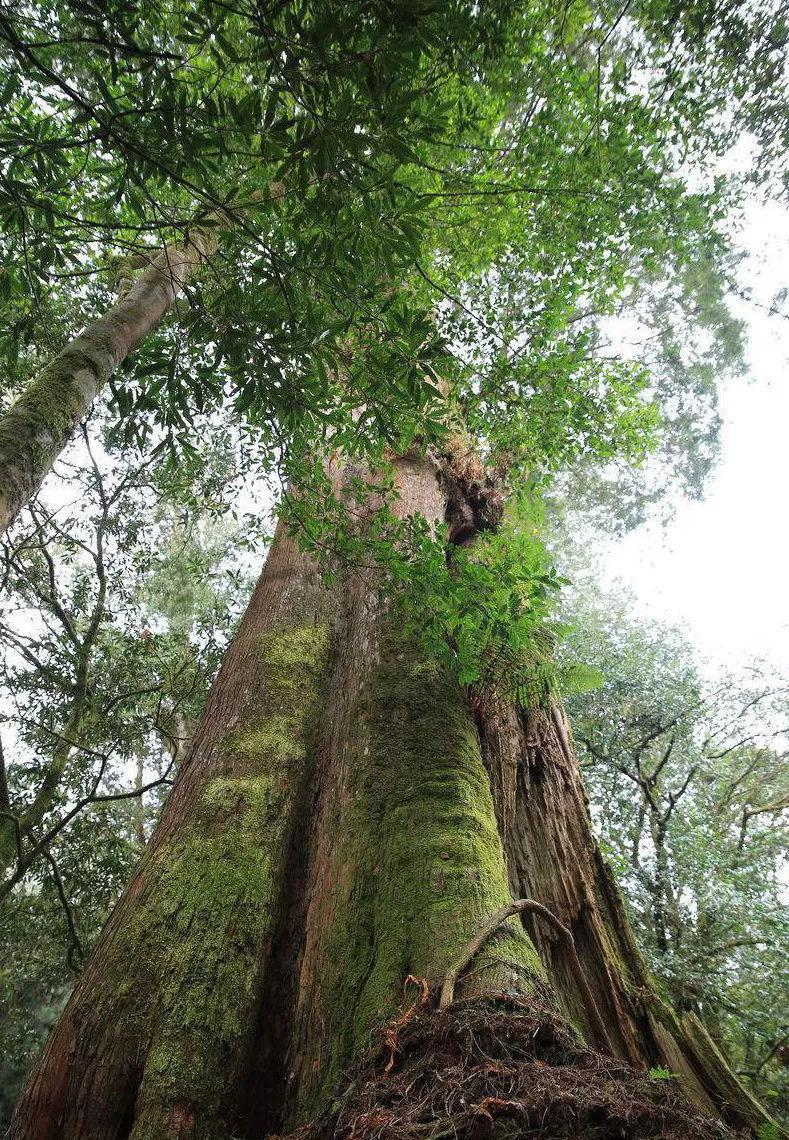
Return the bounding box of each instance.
[601,199,789,674]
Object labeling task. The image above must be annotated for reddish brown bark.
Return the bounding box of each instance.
[11,453,546,1139]
[10,452,770,1139]
[244,454,542,1132]
[474,695,774,1132]
[11,520,334,1140]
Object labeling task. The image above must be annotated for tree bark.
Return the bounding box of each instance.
[10,514,336,1140]
[0,234,214,535]
[266,453,543,1132]
[10,452,774,1139]
[10,453,548,1139]
[474,695,775,1132]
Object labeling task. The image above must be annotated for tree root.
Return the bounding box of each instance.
[285,993,742,1140]
[439,898,615,1054]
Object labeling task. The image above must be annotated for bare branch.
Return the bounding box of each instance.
[0,762,174,902]
[0,733,10,812]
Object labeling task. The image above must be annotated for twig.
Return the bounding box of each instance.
[0,733,10,811]
[42,848,85,973]
[439,898,615,1054]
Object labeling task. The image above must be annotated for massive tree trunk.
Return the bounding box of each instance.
[0,233,214,535]
[10,507,335,1140]
[10,451,773,1139]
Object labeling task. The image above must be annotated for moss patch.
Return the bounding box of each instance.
[295,641,543,1121]
[78,622,331,1140]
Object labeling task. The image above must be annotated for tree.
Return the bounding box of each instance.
[0,0,527,531]
[563,591,789,1119]
[3,0,789,1136]
[7,448,777,1138]
[0,419,258,893]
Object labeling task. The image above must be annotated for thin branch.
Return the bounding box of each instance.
[662,764,697,825]
[0,762,174,902]
[42,848,85,973]
[648,734,675,786]
[0,733,10,811]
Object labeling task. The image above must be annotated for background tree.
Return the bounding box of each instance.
[0,418,259,1127]
[563,589,789,1120]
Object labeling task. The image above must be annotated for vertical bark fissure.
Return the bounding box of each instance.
[474,690,776,1132]
[11,521,335,1140]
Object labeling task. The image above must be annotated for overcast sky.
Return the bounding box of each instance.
[601,199,789,675]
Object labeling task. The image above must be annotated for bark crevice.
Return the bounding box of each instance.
[473,693,776,1133]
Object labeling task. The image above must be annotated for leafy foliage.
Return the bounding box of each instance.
[2,0,778,504]
[563,590,789,1120]
[3,0,784,708]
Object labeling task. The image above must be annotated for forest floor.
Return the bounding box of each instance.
[284,991,741,1140]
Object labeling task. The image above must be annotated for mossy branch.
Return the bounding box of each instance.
[439,898,615,1054]
[0,227,218,535]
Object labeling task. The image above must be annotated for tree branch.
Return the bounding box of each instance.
[42,848,85,973]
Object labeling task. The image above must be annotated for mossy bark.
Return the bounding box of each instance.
[243,453,546,1133]
[10,519,335,1140]
[281,640,543,1128]
[0,235,213,535]
[12,453,551,1139]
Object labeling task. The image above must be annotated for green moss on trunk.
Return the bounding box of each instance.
[127,624,330,1139]
[294,641,544,1121]
[28,623,330,1140]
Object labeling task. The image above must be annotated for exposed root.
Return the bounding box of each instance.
[439,899,614,1056]
[279,993,742,1140]
[383,976,431,1073]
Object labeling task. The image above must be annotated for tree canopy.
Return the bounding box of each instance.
[1,0,789,1131]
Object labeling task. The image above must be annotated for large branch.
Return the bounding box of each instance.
[0,232,215,534]
[439,897,615,1054]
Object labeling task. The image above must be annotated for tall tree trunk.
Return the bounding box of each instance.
[0,234,213,535]
[10,452,774,1139]
[10,512,335,1140]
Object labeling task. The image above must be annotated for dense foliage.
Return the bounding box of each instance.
[1,0,788,1129]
